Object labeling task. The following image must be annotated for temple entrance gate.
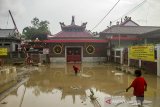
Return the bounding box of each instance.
[66,47,82,63]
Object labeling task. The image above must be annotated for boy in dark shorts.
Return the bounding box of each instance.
[126,69,147,107]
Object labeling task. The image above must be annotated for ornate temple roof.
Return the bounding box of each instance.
[49,31,93,38]
[44,39,108,43]
[48,16,94,39]
[59,16,87,32]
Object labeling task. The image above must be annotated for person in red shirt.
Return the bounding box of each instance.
[126,69,147,106]
[73,65,80,76]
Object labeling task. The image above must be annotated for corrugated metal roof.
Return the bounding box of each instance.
[110,36,140,41]
[101,26,160,35]
[0,29,15,37]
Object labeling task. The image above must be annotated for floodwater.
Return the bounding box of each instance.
[0,63,160,107]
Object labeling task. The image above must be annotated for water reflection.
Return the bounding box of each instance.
[0,67,17,93]
[0,63,160,107]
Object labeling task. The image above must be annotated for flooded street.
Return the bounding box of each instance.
[0,63,160,107]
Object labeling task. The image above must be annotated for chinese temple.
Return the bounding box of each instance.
[46,16,108,63]
[26,16,108,63]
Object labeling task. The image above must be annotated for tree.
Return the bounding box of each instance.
[22,17,51,40]
[31,17,39,28]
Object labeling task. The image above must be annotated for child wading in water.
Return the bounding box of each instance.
[73,65,80,76]
[126,69,147,107]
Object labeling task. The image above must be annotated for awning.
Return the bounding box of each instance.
[43,39,108,43]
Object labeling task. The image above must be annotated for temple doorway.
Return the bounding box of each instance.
[67,47,81,62]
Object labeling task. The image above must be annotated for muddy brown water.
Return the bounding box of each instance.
[0,63,160,107]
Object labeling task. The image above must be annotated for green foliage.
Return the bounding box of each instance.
[22,17,51,40]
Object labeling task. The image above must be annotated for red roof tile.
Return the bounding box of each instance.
[43,39,108,43]
[110,36,140,41]
[48,31,93,38]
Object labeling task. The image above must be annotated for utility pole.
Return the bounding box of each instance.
[8,10,19,33]
[119,34,120,47]
[9,10,21,59]
[118,26,121,48]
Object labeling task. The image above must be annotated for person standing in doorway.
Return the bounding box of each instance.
[73,65,80,76]
[126,69,147,107]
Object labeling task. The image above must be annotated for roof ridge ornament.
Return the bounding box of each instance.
[71,16,75,25]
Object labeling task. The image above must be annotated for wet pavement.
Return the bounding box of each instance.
[0,63,160,107]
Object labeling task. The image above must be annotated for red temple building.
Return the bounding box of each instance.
[26,16,108,63]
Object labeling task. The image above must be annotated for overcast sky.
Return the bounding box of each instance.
[0,0,160,34]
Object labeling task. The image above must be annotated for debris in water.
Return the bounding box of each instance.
[1,101,7,104]
[114,73,124,76]
[81,74,91,78]
[111,70,115,73]
[70,86,81,90]
[89,89,97,100]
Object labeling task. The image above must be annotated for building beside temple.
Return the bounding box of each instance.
[0,11,22,65]
[100,16,160,75]
[100,16,159,48]
[100,16,160,64]
[0,29,21,60]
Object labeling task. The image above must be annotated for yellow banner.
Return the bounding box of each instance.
[129,45,155,62]
[0,48,8,56]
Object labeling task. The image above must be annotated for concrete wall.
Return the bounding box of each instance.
[50,57,107,63]
[82,57,106,62]
[50,57,66,63]
[111,40,142,48]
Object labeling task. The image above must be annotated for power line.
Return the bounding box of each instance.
[145,2,150,25]
[91,0,121,31]
[112,0,147,23]
[6,13,9,29]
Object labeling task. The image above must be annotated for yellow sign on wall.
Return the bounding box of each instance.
[129,45,155,62]
[0,48,8,56]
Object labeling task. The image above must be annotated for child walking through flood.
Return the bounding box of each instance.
[73,65,80,76]
[126,69,147,107]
